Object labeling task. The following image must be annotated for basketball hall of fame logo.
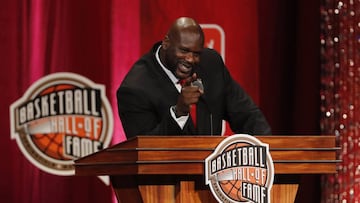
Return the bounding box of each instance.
[10,72,113,176]
[205,134,274,203]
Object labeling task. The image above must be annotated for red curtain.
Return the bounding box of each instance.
[1,0,139,202]
[0,0,327,203]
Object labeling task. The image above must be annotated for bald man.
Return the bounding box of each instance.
[117,17,271,139]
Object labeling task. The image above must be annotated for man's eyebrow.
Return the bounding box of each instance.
[178,46,202,54]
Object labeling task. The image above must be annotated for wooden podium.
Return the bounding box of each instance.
[74,135,339,203]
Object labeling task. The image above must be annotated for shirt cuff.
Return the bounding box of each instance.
[170,106,189,129]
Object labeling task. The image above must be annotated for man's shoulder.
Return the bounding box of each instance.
[120,54,160,88]
[200,48,224,68]
[202,47,220,55]
[201,48,222,61]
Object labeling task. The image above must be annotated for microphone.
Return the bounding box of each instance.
[191,78,204,92]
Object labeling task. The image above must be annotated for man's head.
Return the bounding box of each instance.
[160,17,205,80]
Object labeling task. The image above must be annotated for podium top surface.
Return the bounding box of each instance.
[74,135,340,176]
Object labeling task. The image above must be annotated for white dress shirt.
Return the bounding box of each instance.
[155,45,189,129]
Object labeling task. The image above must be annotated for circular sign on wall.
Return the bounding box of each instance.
[10,72,113,176]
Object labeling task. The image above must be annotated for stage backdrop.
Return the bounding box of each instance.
[1,0,322,203]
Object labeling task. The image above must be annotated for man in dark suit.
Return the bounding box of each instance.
[117,17,271,139]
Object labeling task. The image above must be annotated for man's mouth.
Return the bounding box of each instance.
[177,62,192,75]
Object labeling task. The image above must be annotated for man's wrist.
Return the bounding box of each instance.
[171,105,188,117]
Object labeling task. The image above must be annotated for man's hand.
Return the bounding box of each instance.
[175,73,204,116]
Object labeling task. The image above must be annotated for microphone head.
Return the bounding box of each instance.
[191,79,204,92]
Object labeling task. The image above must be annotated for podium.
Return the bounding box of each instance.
[74,135,339,203]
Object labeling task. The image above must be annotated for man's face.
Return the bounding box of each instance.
[163,31,203,80]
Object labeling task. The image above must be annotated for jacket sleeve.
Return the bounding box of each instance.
[200,49,271,135]
[117,86,193,139]
[222,66,272,135]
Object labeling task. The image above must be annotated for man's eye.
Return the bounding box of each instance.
[179,49,188,53]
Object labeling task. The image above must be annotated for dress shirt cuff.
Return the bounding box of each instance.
[170,106,189,129]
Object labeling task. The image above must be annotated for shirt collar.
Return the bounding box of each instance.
[155,45,178,85]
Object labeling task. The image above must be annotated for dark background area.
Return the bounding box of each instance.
[259,1,321,202]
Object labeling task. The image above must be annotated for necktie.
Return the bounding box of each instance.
[178,79,197,128]
[190,104,197,128]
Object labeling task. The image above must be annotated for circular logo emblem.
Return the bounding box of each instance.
[205,134,274,203]
[10,72,113,176]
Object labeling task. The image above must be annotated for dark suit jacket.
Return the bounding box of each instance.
[117,42,271,139]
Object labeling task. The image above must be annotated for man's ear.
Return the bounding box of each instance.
[162,35,170,49]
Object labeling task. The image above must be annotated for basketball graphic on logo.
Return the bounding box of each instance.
[219,180,243,201]
[31,132,67,160]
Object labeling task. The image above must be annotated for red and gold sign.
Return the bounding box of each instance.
[205,134,274,203]
[10,72,113,176]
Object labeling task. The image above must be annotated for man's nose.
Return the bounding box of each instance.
[185,52,195,63]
